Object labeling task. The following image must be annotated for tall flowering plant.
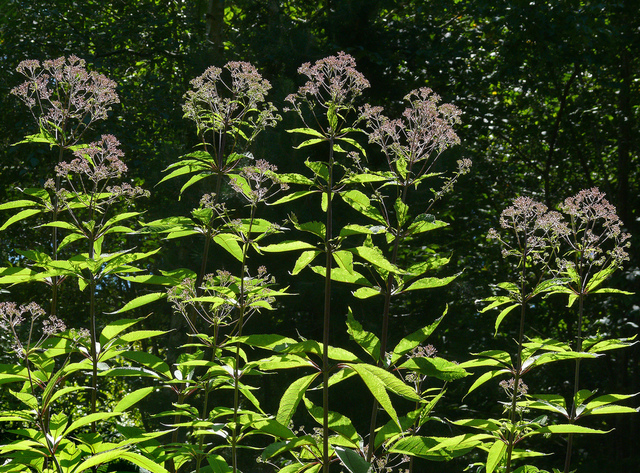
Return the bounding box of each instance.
[458,190,634,473]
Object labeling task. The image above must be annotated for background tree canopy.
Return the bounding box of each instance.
[1,1,638,471]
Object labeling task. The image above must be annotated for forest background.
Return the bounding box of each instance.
[0,0,638,471]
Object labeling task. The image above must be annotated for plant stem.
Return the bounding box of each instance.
[322,137,335,473]
[366,173,412,463]
[232,204,256,473]
[564,290,584,473]
[505,240,528,473]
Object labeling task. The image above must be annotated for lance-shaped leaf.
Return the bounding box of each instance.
[292,250,321,275]
[399,357,469,382]
[0,208,42,231]
[213,233,244,261]
[494,303,520,336]
[346,309,380,362]
[585,336,637,353]
[352,286,381,299]
[351,245,402,274]
[108,292,166,314]
[334,446,370,473]
[115,387,155,412]
[389,433,487,461]
[279,172,316,185]
[486,439,507,473]
[232,334,298,350]
[348,363,422,428]
[341,189,387,225]
[276,372,320,426]
[529,424,611,436]
[406,215,448,236]
[310,265,372,285]
[303,396,360,447]
[390,311,446,365]
[271,190,317,205]
[260,240,317,253]
[464,369,510,399]
[304,159,329,181]
[402,274,459,293]
[262,435,319,461]
[522,394,568,417]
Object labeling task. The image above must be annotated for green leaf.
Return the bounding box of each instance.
[276,373,320,426]
[406,216,448,235]
[352,245,401,273]
[73,448,128,472]
[334,446,370,473]
[271,190,317,205]
[464,369,510,399]
[0,199,39,210]
[119,452,169,473]
[14,131,58,147]
[346,309,380,362]
[304,159,330,181]
[487,440,507,473]
[352,286,381,299]
[399,357,469,382]
[494,303,520,335]
[310,265,371,285]
[340,172,387,185]
[100,317,142,343]
[293,138,327,149]
[121,351,172,379]
[287,127,326,138]
[391,311,446,365]
[109,292,166,314]
[64,412,121,437]
[394,198,409,226]
[403,274,459,292]
[234,333,298,350]
[341,190,386,224]
[207,454,233,473]
[349,363,400,427]
[533,424,610,435]
[114,387,155,412]
[585,263,619,292]
[278,172,316,185]
[260,240,317,252]
[213,233,244,261]
[303,397,359,446]
[389,434,485,460]
[292,250,320,275]
[0,208,41,231]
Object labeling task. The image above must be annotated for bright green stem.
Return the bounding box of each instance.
[564,291,585,473]
[322,138,335,473]
[232,205,256,473]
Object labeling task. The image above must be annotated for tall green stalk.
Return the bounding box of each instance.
[321,137,335,473]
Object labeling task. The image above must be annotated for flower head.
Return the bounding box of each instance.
[285,52,369,134]
[183,61,280,145]
[560,187,630,267]
[11,56,119,146]
[363,88,461,168]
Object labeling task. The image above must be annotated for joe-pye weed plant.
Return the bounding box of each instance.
[250,53,474,473]
[145,61,288,473]
[459,191,635,473]
[7,56,119,316]
[1,57,168,473]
